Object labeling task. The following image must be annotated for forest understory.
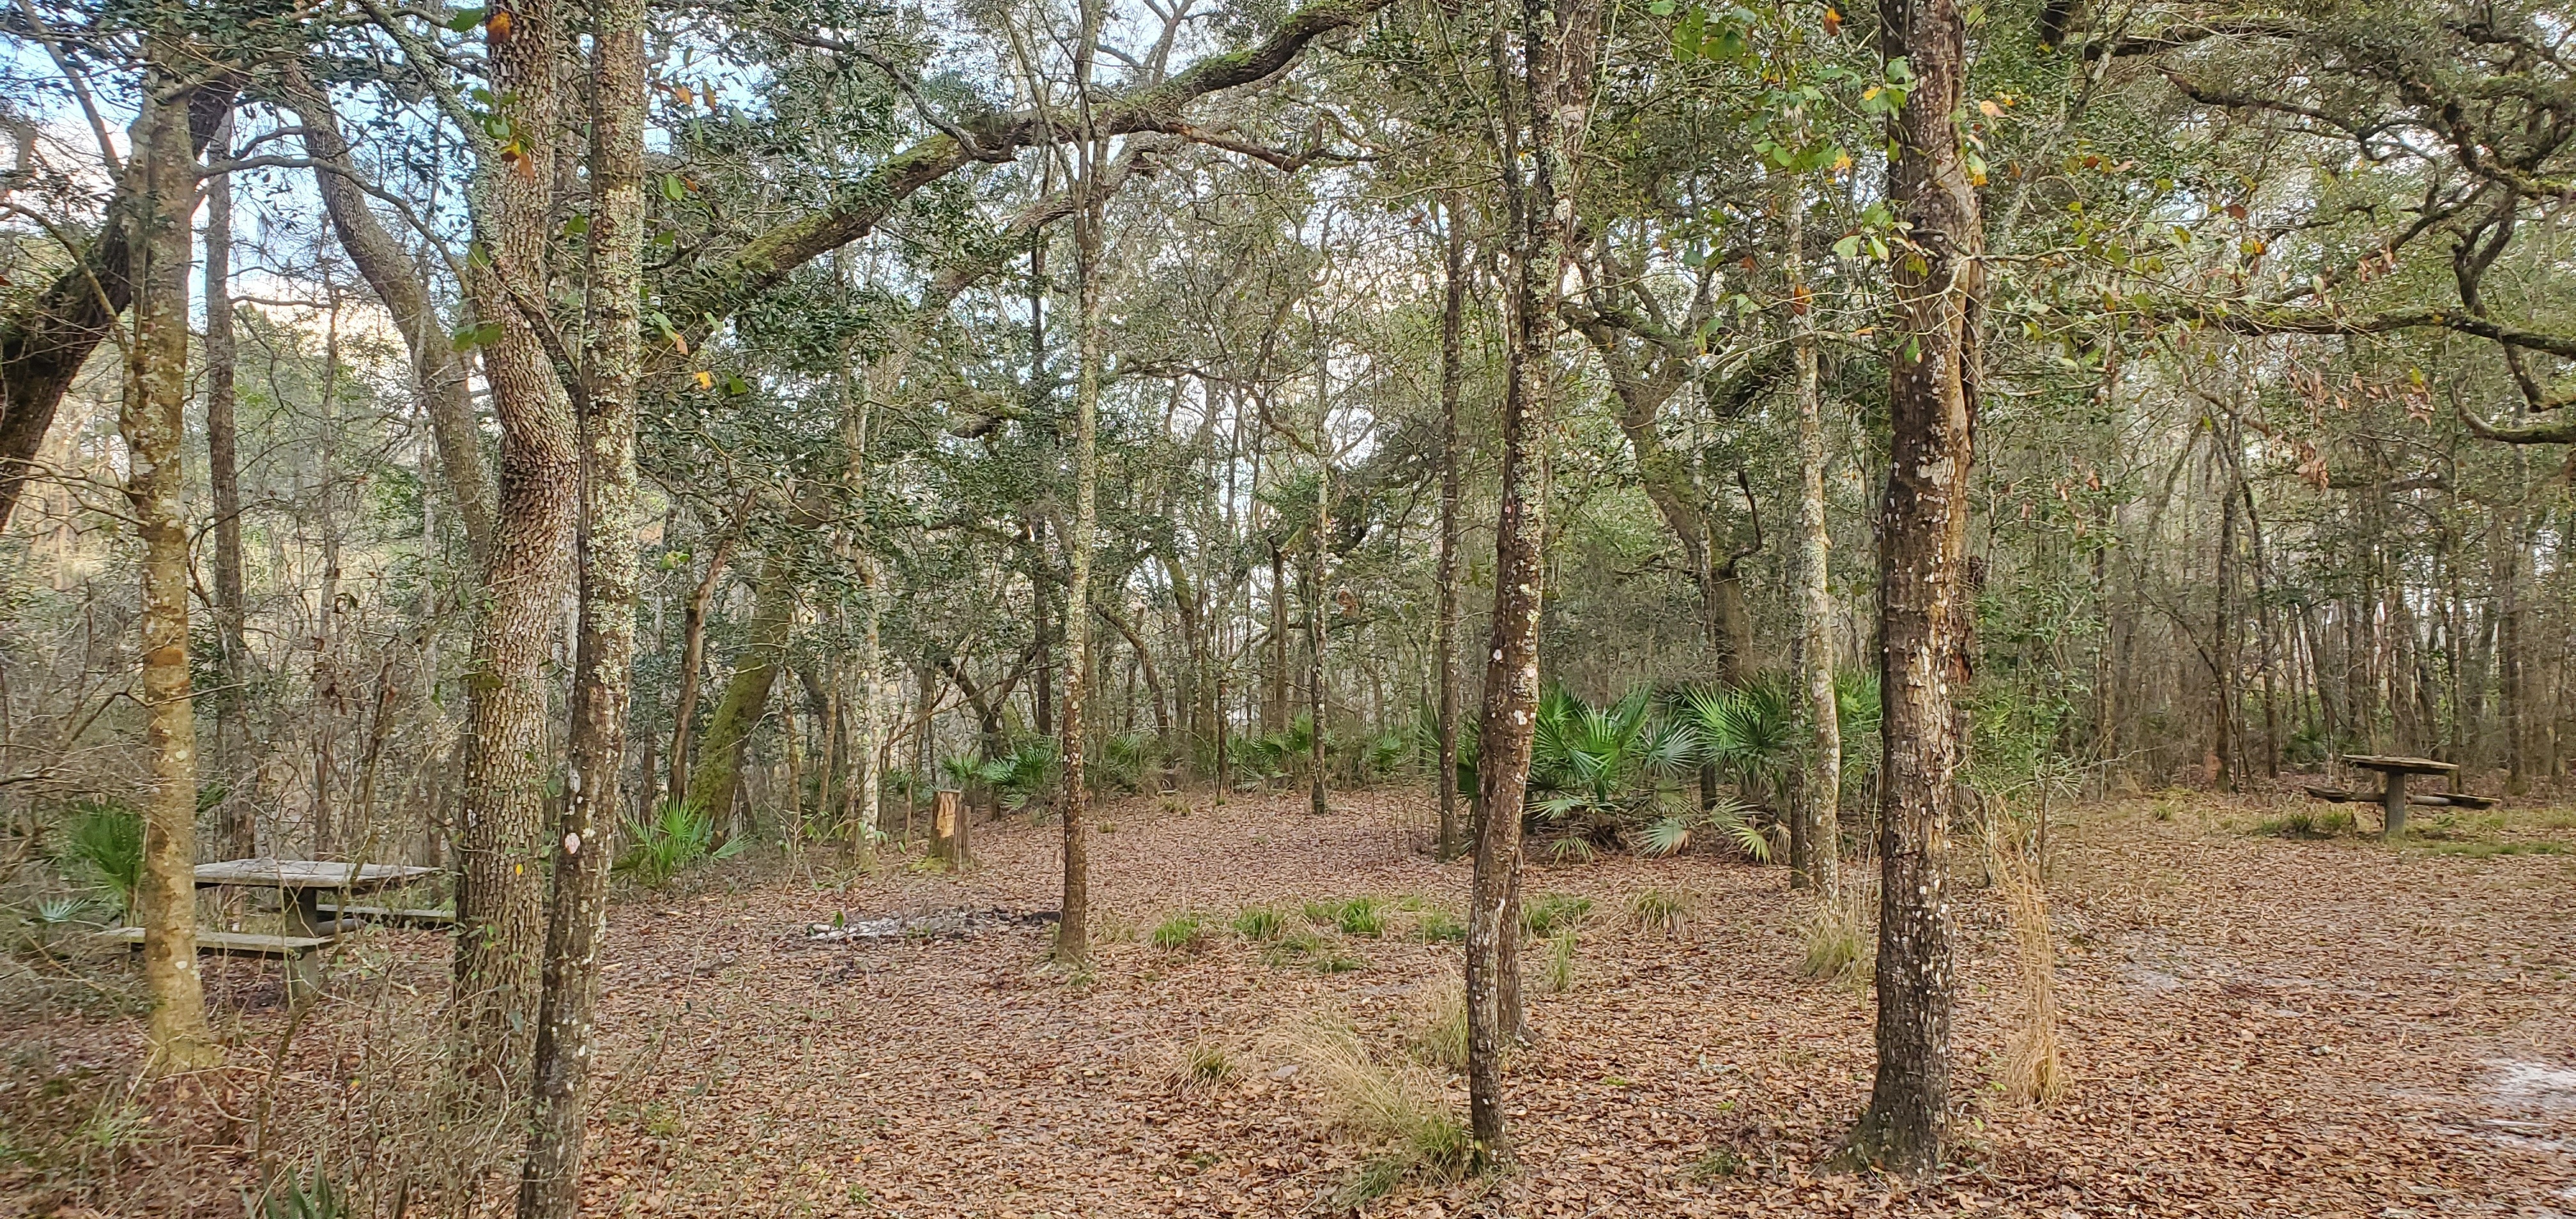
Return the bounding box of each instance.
[8,788,2572,1218]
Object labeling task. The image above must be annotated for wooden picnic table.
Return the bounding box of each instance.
[2340,755,2459,840]
[194,859,438,997]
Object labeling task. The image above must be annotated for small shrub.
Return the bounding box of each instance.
[1543,836,1597,866]
[1519,892,1591,938]
[1232,905,1289,940]
[1800,892,1869,981]
[1160,797,1191,816]
[61,800,143,912]
[256,1157,350,1219]
[1151,913,1207,950]
[1687,1148,1743,1183]
[1545,926,1577,993]
[615,801,745,887]
[1628,887,1697,935]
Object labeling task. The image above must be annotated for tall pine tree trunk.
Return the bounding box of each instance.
[1843,0,1983,1175]
[1467,0,1596,1165]
[126,36,217,1072]
[518,0,645,1206]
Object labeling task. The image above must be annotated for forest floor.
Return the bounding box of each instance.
[4,786,2575,1218]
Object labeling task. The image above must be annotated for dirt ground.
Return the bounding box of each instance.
[5,788,2573,1217]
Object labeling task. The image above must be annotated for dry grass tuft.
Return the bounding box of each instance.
[1406,981,1469,1073]
[1268,1019,1472,1200]
[1627,886,1698,935]
[1991,832,2068,1105]
[1798,884,1870,981]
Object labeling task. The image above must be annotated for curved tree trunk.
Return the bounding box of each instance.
[686,551,797,824]
[450,0,579,1116]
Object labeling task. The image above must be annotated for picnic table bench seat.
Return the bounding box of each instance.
[101,926,335,957]
[2302,785,2501,810]
[314,901,457,928]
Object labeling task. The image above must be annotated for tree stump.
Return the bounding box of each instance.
[931,789,968,866]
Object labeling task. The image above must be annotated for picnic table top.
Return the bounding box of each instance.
[194,859,438,891]
[2342,754,2459,774]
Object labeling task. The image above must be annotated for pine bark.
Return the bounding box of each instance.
[126,38,217,1072]
[518,0,647,1206]
[1843,0,1983,1176]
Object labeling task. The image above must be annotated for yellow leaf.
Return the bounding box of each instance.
[1978,99,2002,118]
[486,9,512,42]
[696,370,715,390]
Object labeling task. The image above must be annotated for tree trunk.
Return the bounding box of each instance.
[1436,194,1467,862]
[0,80,233,534]
[1307,335,1331,816]
[668,494,750,808]
[203,114,254,861]
[126,41,217,1072]
[451,0,578,1110]
[687,551,796,822]
[282,62,498,563]
[1843,0,1982,1177]
[516,1,645,1207]
[1467,0,1596,1165]
[1788,187,1840,898]
[1055,60,1109,964]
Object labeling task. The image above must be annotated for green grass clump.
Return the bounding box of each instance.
[1333,898,1386,938]
[1151,913,1207,949]
[61,800,143,912]
[1413,909,1466,942]
[2254,808,2354,839]
[1519,892,1592,938]
[2416,839,2566,859]
[1231,905,1289,940]
[1545,927,1578,993]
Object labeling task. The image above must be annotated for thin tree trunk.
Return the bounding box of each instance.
[203,114,254,861]
[1468,0,1596,1165]
[451,0,579,1108]
[517,0,645,1206]
[1843,0,1982,1176]
[1788,187,1840,898]
[127,38,217,1071]
[687,550,796,822]
[1436,193,1466,861]
[1055,12,1110,962]
[1308,322,1331,817]
[668,492,751,808]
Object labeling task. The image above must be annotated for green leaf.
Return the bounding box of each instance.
[562,213,591,236]
[661,173,687,201]
[1832,234,1864,259]
[448,8,489,32]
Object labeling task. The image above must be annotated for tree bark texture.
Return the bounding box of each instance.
[1788,188,1841,898]
[126,42,217,1072]
[451,0,579,1113]
[686,549,796,821]
[1435,195,1467,862]
[517,0,646,1209]
[1844,0,1982,1176]
[1467,0,1597,1165]
[203,115,255,861]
